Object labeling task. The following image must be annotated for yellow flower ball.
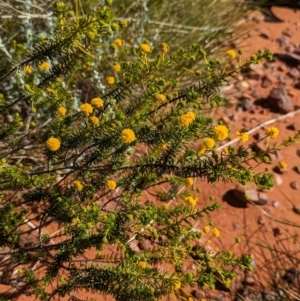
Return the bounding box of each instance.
[223,147,229,155]
[46,137,61,152]
[161,143,168,150]
[112,62,121,73]
[180,111,196,127]
[172,279,181,291]
[156,94,166,102]
[39,61,51,71]
[211,227,220,238]
[114,38,123,47]
[236,131,249,143]
[140,43,151,53]
[203,226,210,233]
[90,116,99,126]
[204,137,215,149]
[226,49,236,59]
[185,177,194,186]
[197,144,207,155]
[265,126,279,139]
[161,42,169,54]
[107,179,117,191]
[73,180,83,191]
[80,103,93,116]
[278,161,287,169]
[106,76,115,85]
[121,128,136,144]
[138,261,147,269]
[58,107,67,116]
[24,65,33,74]
[184,196,197,208]
[91,97,104,108]
[214,125,229,141]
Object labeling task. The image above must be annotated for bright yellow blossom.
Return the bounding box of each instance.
[156,94,166,102]
[90,116,99,126]
[39,61,51,71]
[212,227,220,238]
[112,62,121,73]
[204,137,215,149]
[91,97,104,108]
[197,144,207,155]
[106,76,115,85]
[236,131,249,143]
[185,177,194,186]
[265,126,279,139]
[138,261,147,269]
[80,103,93,116]
[58,107,67,116]
[172,279,181,290]
[73,180,83,191]
[140,43,151,53]
[214,125,229,141]
[107,180,117,190]
[203,226,210,233]
[24,65,33,74]
[223,147,229,155]
[226,49,236,59]
[114,38,123,47]
[46,137,61,152]
[278,161,287,169]
[121,128,136,143]
[161,143,168,150]
[184,196,197,208]
[180,111,195,127]
[161,42,169,54]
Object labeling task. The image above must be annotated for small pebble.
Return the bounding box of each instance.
[293,205,300,215]
[272,201,280,208]
[273,173,283,186]
[294,166,300,174]
[232,222,240,230]
[258,216,265,225]
[290,181,299,190]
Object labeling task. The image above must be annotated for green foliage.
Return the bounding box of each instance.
[0,1,296,301]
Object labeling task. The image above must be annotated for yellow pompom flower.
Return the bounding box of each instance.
[112,62,121,73]
[161,42,169,54]
[278,161,287,169]
[265,126,279,139]
[172,279,181,291]
[185,177,194,186]
[226,49,236,59]
[236,131,249,143]
[80,103,93,116]
[156,94,166,102]
[91,97,104,108]
[140,43,151,53]
[90,116,99,126]
[203,226,210,233]
[24,65,33,74]
[121,128,136,143]
[211,227,220,238]
[204,137,215,149]
[114,38,123,47]
[214,125,229,141]
[58,107,67,116]
[106,76,115,85]
[138,261,147,269]
[188,298,194,301]
[197,144,207,155]
[39,61,51,71]
[223,148,229,155]
[73,180,83,191]
[180,111,196,127]
[184,196,197,208]
[46,137,61,152]
[107,180,117,190]
[161,143,168,150]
